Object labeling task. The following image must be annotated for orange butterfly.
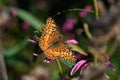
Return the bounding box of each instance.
[39,17,76,62]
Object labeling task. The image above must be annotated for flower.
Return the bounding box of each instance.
[78,5,92,17]
[70,53,116,78]
[71,53,91,75]
[11,8,17,17]
[21,22,29,30]
[64,39,78,44]
[70,60,88,75]
[63,18,77,31]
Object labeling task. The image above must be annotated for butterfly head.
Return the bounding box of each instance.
[46,17,55,25]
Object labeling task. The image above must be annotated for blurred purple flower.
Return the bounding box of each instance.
[63,18,77,31]
[21,21,29,30]
[65,39,78,44]
[11,8,17,17]
[27,39,38,44]
[70,53,116,78]
[79,5,92,17]
[34,0,47,9]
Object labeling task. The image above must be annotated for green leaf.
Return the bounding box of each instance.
[68,44,87,55]
[16,8,44,29]
[60,60,75,68]
[4,37,28,57]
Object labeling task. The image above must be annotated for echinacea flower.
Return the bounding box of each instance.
[70,53,116,79]
[79,5,92,17]
[63,18,77,31]
[71,54,91,75]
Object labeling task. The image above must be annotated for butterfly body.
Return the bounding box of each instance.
[39,17,76,62]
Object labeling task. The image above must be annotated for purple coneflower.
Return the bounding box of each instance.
[70,53,116,79]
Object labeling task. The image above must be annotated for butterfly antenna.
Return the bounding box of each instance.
[52,10,67,18]
[52,8,94,18]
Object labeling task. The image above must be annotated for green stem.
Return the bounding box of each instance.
[84,23,92,40]
[108,38,118,57]
[56,60,63,74]
[68,9,94,13]
[93,0,99,19]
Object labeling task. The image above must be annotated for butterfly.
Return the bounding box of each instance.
[39,17,76,62]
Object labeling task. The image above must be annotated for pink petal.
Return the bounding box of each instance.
[80,63,89,73]
[43,57,51,63]
[33,53,39,56]
[33,50,43,57]
[105,60,116,71]
[104,73,110,79]
[74,53,87,59]
[78,5,92,17]
[65,39,78,44]
[27,39,38,44]
[70,60,87,75]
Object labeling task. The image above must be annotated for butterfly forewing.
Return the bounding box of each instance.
[39,18,61,50]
